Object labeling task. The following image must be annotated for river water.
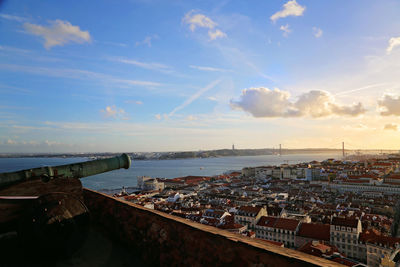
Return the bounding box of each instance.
[0,153,341,190]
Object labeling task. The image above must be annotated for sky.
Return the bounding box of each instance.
[1,0,400,153]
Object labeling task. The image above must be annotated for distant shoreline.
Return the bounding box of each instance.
[0,148,396,160]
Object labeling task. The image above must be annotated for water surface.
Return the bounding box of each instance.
[0,153,340,190]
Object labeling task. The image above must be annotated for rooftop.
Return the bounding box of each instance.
[298,223,330,241]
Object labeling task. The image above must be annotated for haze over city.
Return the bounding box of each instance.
[1,0,400,153]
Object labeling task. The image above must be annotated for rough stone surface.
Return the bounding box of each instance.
[83,189,344,267]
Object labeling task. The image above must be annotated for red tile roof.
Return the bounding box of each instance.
[359,229,400,248]
[298,241,338,258]
[373,162,392,166]
[298,223,330,241]
[331,217,359,228]
[274,218,300,231]
[237,206,262,216]
[256,216,278,228]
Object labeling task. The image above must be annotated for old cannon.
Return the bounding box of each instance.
[0,154,131,261]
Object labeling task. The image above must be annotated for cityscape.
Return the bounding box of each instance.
[114,153,400,267]
[1,0,400,266]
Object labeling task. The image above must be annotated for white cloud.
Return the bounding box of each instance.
[169,79,222,116]
[270,0,306,23]
[313,27,323,38]
[384,123,398,131]
[183,11,217,31]
[2,139,59,146]
[23,20,91,49]
[0,63,162,88]
[0,45,30,54]
[113,78,161,87]
[125,100,143,105]
[189,65,231,72]
[112,58,173,73]
[208,29,227,40]
[387,37,400,54]
[183,10,227,41]
[0,13,27,22]
[100,105,129,120]
[378,94,400,116]
[280,24,291,37]
[154,113,169,120]
[102,41,128,47]
[230,87,366,118]
[136,35,158,47]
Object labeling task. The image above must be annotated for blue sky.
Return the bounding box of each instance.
[1,0,400,152]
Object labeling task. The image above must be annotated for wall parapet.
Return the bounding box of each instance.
[83,188,344,267]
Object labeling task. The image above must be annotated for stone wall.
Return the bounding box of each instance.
[83,189,344,267]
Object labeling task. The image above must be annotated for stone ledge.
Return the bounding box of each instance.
[83,188,344,267]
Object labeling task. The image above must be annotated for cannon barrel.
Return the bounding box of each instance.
[0,153,131,188]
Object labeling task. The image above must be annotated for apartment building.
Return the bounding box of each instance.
[234,206,267,230]
[255,216,300,248]
[330,217,364,261]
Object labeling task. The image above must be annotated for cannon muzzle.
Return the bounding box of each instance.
[0,153,131,188]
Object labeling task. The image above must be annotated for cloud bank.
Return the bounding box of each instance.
[270,0,305,23]
[23,20,91,49]
[230,87,365,118]
[378,94,400,116]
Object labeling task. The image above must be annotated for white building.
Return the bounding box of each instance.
[255,216,300,248]
[329,183,400,195]
[359,229,400,267]
[330,217,364,261]
[143,178,164,191]
[234,206,267,230]
[306,168,321,181]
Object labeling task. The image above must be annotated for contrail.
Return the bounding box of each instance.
[334,83,387,96]
[169,79,222,117]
